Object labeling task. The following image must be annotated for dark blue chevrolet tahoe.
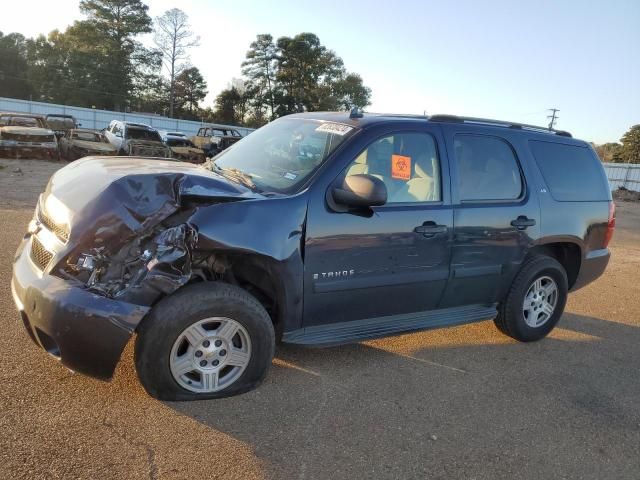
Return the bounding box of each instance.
[11,112,614,400]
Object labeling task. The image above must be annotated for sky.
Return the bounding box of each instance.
[2,0,638,144]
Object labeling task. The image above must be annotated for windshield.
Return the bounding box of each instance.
[127,128,162,142]
[0,116,43,127]
[47,117,75,130]
[213,118,354,193]
[73,131,107,143]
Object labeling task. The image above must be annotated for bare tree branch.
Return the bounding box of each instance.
[153,8,199,117]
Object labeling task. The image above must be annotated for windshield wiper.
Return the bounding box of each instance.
[213,164,260,192]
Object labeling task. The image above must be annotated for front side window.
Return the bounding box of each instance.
[454,135,522,201]
[213,118,354,193]
[342,132,442,203]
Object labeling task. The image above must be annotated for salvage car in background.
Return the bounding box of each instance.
[45,114,78,139]
[104,120,172,158]
[0,112,59,160]
[59,129,117,161]
[161,132,206,164]
[191,126,242,157]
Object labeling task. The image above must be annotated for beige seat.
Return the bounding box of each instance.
[391,154,439,202]
[346,137,440,203]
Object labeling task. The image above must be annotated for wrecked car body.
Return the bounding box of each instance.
[125,139,172,158]
[59,129,117,161]
[0,113,59,160]
[12,156,305,379]
[45,114,78,139]
[103,120,172,158]
[163,136,206,164]
[191,126,243,157]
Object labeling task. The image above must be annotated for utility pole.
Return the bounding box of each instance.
[547,108,560,130]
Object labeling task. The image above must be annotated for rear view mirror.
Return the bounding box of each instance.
[331,174,387,208]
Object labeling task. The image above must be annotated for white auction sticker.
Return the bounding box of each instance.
[315,122,354,136]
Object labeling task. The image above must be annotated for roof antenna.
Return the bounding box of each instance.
[349,107,363,119]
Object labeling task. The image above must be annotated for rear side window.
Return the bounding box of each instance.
[529,141,610,201]
[454,135,523,201]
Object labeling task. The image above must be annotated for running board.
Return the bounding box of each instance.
[283,304,498,346]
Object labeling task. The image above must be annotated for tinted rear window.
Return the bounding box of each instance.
[529,141,610,201]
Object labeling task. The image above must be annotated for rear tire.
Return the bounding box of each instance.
[134,282,275,401]
[494,255,568,342]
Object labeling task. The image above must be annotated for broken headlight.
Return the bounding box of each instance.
[68,224,195,305]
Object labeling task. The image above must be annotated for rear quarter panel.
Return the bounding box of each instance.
[522,136,611,264]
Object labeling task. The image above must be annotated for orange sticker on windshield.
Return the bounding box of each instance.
[391,154,411,180]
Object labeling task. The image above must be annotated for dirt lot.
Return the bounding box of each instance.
[1,159,639,480]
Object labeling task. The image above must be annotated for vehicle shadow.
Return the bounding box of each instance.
[164,312,640,480]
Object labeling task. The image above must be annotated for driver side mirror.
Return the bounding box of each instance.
[331,174,387,208]
[115,131,123,138]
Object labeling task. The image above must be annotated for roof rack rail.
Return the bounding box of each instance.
[429,114,572,138]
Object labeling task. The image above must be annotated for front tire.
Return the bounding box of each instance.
[134,282,275,401]
[494,255,568,342]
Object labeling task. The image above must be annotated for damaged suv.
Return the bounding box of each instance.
[104,120,172,158]
[11,112,614,400]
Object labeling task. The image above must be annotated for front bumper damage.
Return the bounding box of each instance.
[12,236,149,379]
[11,157,261,380]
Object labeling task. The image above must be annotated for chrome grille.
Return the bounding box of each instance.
[38,205,69,242]
[30,236,53,271]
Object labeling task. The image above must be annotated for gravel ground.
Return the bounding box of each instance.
[1,160,639,479]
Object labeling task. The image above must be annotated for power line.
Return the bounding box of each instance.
[547,108,560,130]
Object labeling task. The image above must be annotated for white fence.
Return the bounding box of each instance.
[603,162,640,192]
[0,97,255,137]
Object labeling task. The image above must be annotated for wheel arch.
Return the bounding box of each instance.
[528,238,582,289]
[178,251,297,340]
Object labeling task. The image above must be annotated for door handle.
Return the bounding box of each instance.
[510,216,536,230]
[414,221,448,237]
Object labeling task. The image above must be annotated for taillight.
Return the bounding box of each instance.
[603,201,615,248]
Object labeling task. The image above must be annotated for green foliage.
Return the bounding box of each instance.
[619,125,640,164]
[212,84,254,125]
[241,34,277,120]
[1,4,371,128]
[0,32,32,99]
[593,142,622,163]
[174,67,208,117]
[217,32,372,124]
[1,0,157,111]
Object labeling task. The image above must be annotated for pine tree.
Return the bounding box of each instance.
[619,125,640,164]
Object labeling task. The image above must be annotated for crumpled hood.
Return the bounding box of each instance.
[70,140,117,152]
[1,126,55,136]
[43,157,261,252]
